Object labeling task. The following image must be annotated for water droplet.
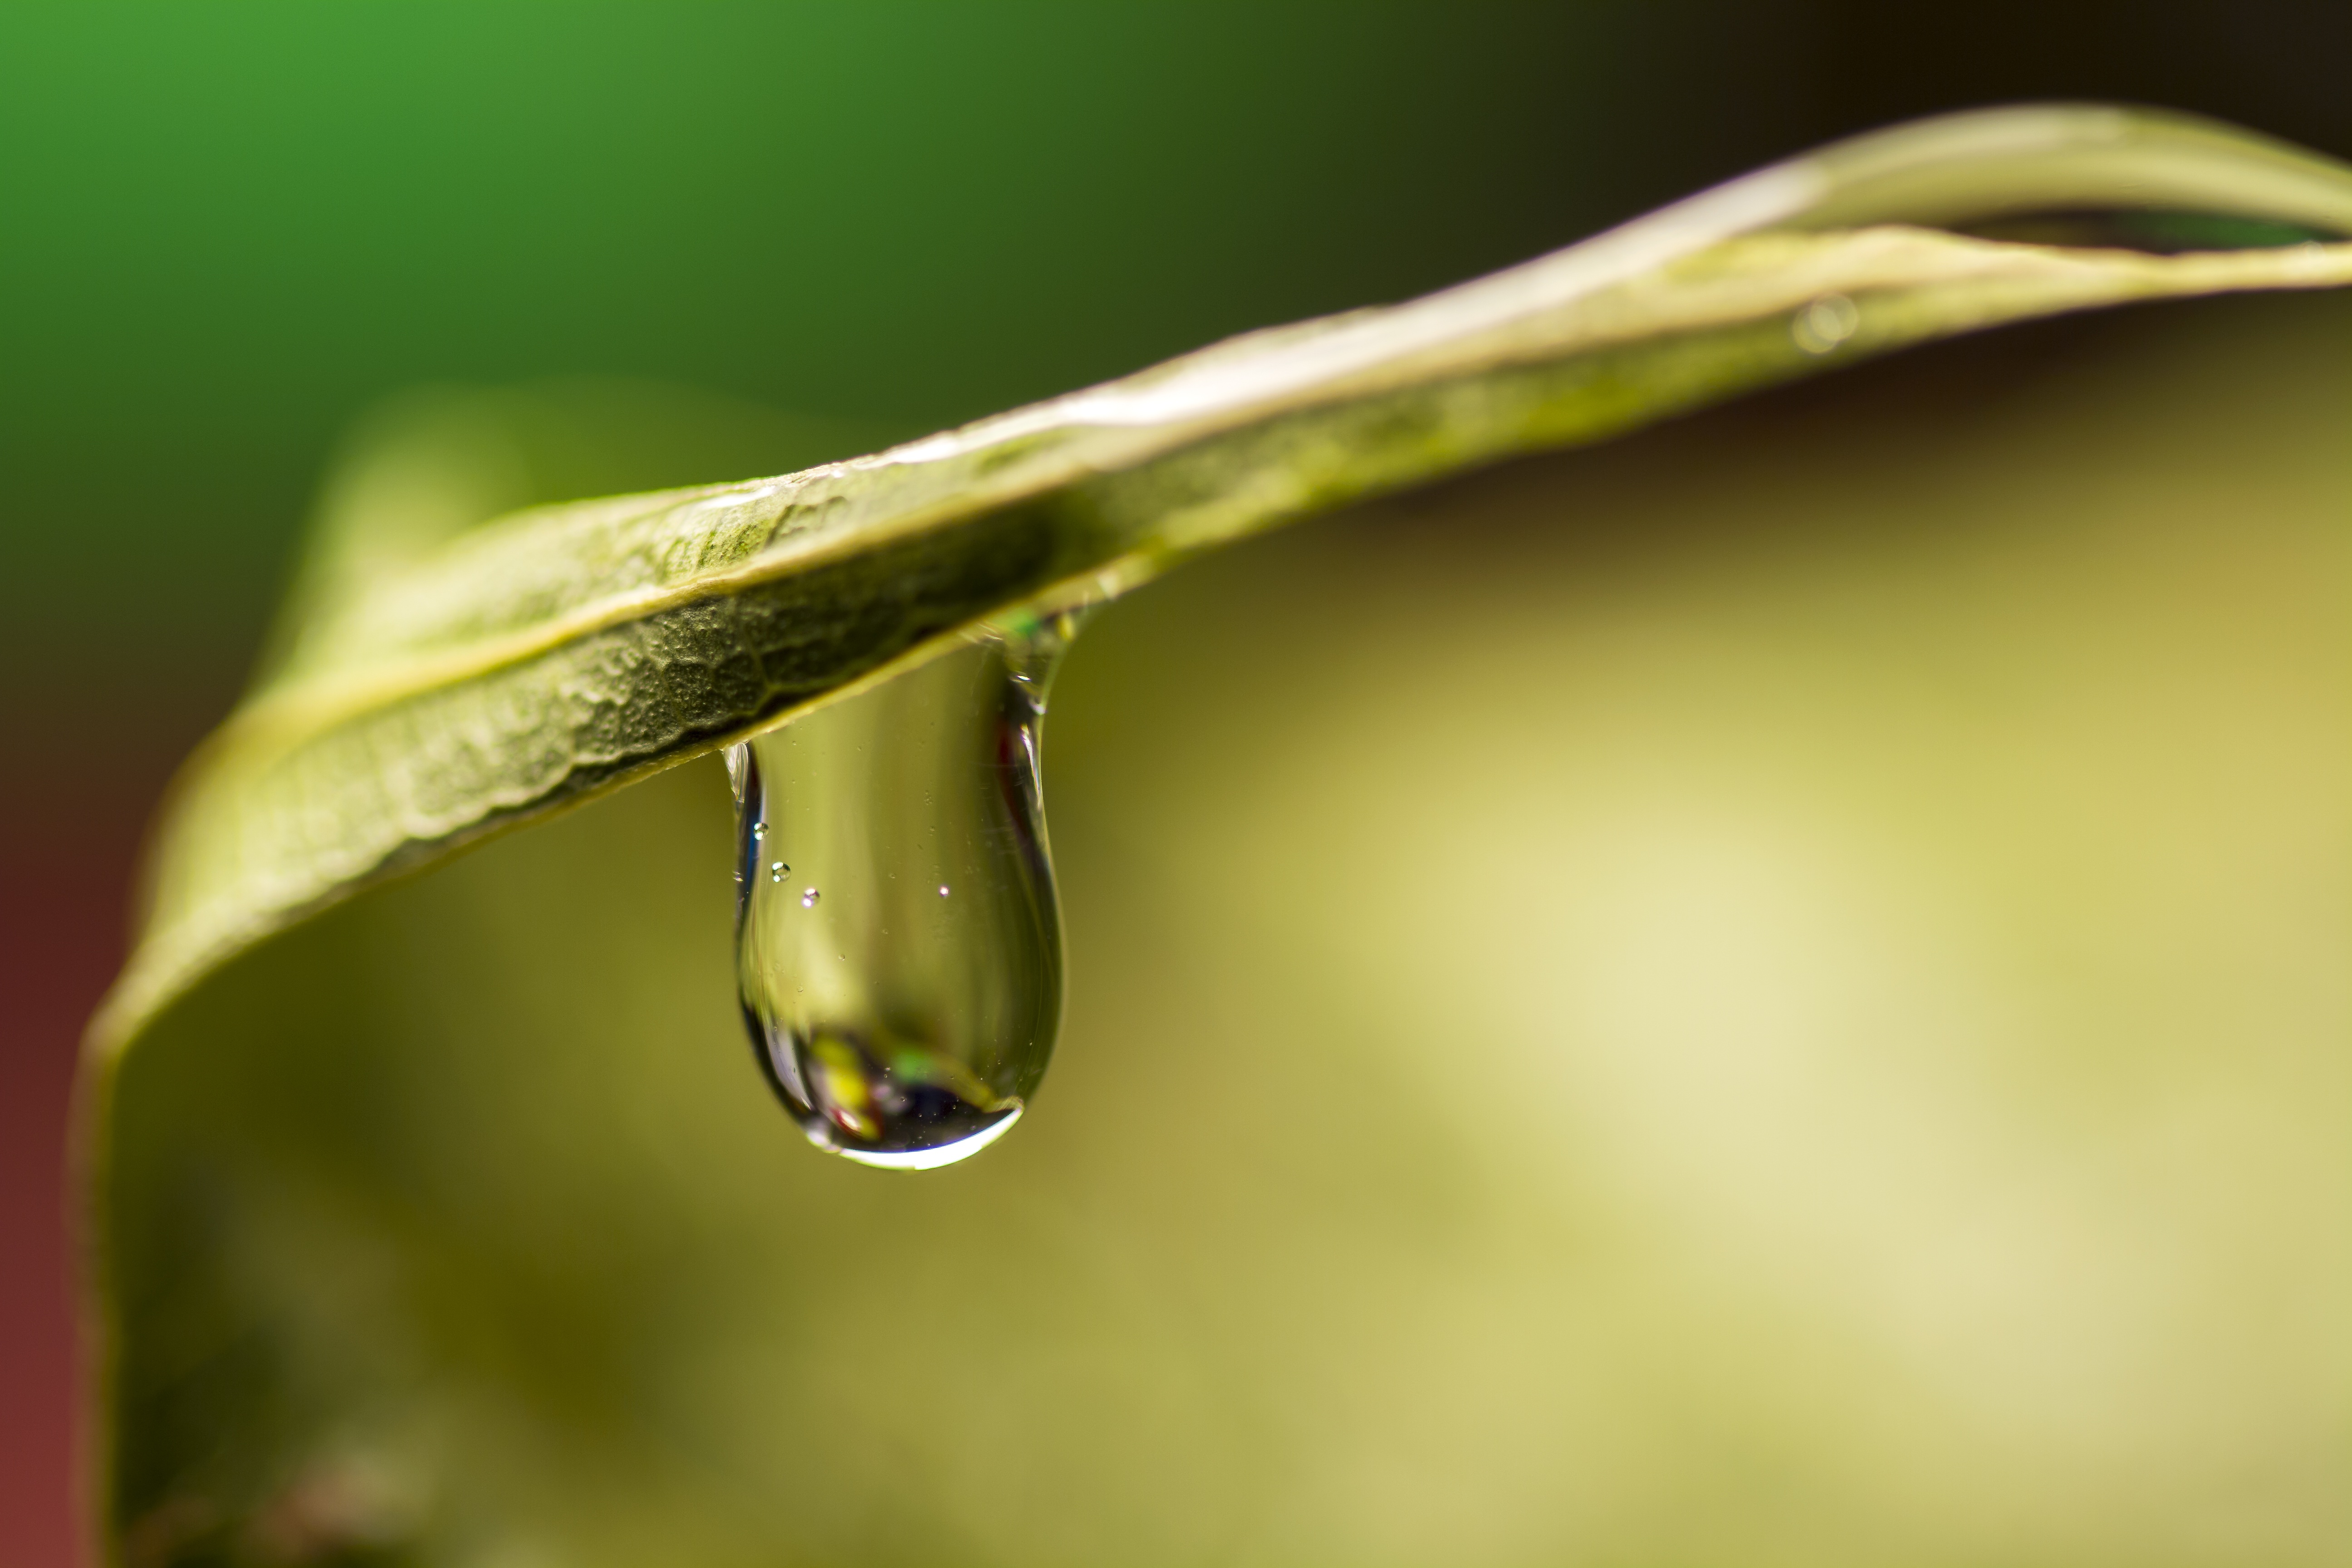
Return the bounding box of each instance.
[1791,293,1858,355]
[727,617,1080,1169]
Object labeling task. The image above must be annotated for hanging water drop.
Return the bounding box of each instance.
[725,612,1082,1169]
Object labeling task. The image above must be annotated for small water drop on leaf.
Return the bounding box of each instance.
[1792,293,1860,354]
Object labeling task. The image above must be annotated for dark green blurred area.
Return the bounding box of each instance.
[0,1,1746,681]
[7,2,2350,691]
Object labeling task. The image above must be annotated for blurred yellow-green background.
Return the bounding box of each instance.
[10,5,2352,1564]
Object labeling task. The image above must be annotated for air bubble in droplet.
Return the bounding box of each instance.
[726,616,1080,1169]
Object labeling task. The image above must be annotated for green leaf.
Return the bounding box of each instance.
[90,106,2352,1059]
[88,104,2352,1568]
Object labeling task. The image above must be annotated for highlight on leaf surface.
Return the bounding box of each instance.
[85,105,2352,1566]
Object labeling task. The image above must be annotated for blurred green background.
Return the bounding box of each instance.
[9,4,2352,1564]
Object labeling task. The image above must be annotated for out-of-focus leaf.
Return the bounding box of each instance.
[99,282,2352,1566]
